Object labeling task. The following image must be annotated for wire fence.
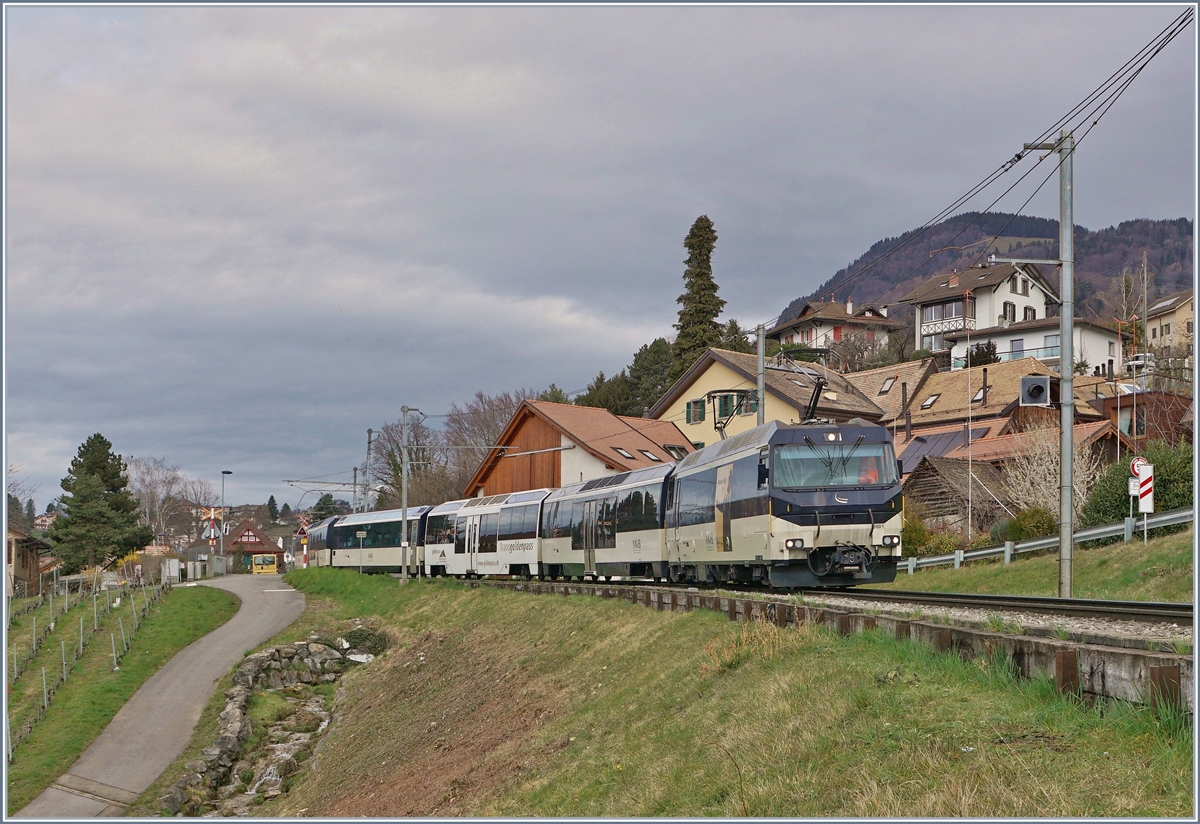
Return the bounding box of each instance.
[6,579,171,760]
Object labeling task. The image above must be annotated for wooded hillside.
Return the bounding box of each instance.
[779,213,1193,326]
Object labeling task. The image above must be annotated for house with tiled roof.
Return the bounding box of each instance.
[901,357,1101,430]
[648,347,886,448]
[766,298,904,352]
[898,262,1059,358]
[224,519,285,572]
[941,419,1133,468]
[842,358,940,426]
[462,401,694,498]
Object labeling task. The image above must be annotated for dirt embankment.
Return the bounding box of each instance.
[275,625,574,817]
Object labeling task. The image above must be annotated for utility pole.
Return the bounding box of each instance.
[756,324,766,426]
[363,429,374,512]
[352,466,358,513]
[989,129,1075,597]
[401,408,418,585]
[1055,131,1076,599]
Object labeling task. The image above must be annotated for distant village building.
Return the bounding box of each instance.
[1145,287,1194,358]
[766,298,904,352]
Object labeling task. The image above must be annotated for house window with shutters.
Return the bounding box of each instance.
[686,400,705,424]
[738,392,758,415]
[832,326,842,341]
[1024,306,1036,321]
[717,394,736,418]
[1002,302,1016,322]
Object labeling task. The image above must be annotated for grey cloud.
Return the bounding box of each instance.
[5,5,1193,506]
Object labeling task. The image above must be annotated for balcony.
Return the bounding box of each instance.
[952,344,1061,370]
[920,317,976,335]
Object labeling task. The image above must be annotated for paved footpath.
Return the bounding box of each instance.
[14,574,305,818]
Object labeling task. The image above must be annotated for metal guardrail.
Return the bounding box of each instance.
[903,506,1195,574]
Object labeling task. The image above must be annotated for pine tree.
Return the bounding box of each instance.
[721,319,755,354]
[672,215,725,380]
[267,495,279,523]
[538,384,572,404]
[24,498,36,529]
[48,433,151,572]
[309,494,339,523]
[574,370,634,416]
[627,338,676,414]
[280,502,292,520]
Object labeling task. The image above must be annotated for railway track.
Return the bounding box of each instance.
[802,588,1194,627]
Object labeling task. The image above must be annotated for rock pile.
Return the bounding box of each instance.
[159,640,375,816]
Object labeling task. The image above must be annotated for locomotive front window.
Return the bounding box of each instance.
[772,441,898,489]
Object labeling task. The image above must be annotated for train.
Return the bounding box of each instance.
[303,415,903,589]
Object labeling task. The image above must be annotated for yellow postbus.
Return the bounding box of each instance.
[251,554,279,574]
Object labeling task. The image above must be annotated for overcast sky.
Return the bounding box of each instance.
[4,4,1195,511]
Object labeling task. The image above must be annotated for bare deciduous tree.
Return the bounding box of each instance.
[6,462,40,503]
[126,456,185,541]
[1001,425,1106,522]
[372,416,460,508]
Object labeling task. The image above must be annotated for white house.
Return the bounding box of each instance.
[766,298,904,352]
[899,263,1059,355]
[942,317,1126,375]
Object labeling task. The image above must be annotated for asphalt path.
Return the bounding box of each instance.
[14,574,305,818]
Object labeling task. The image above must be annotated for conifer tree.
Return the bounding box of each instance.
[48,434,151,572]
[672,215,725,380]
[267,495,279,523]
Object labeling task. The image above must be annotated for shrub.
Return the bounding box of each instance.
[902,504,930,551]
[908,531,959,558]
[1081,440,1193,545]
[1011,507,1058,541]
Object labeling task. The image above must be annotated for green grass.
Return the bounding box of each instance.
[5,586,239,815]
[257,571,1191,817]
[874,528,1193,601]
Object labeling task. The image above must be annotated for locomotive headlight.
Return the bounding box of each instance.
[784,538,805,550]
[882,535,900,547]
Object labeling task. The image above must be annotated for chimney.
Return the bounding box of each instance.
[981,367,988,407]
[901,382,911,441]
[846,297,854,314]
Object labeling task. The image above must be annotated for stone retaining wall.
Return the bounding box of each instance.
[159,641,360,815]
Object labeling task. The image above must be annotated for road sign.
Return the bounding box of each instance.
[1137,463,1154,514]
[1131,456,1148,477]
[1128,477,1138,497]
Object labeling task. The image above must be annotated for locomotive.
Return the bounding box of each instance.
[305,416,902,590]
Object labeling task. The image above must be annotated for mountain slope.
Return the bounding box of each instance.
[779,213,1193,325]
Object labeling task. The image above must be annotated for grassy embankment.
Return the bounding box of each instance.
[5,586,239,815]
[871,528,1194,602]
[238,567,1191,818]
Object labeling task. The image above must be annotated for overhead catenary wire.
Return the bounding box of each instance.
[785,8,1193,313]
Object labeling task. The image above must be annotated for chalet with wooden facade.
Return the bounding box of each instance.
[462,401,694,498]
[224,520,285,572]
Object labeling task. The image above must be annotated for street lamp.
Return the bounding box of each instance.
[220,471,232,559]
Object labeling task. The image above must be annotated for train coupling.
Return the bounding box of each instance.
[833,543,874,579]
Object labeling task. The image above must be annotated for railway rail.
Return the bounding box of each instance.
[800,588,1193,627]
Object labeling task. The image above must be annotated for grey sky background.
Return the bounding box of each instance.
[4,4,1195,510]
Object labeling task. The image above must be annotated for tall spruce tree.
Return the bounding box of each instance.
[267,495,279,523]
[672,215,725,380]
[48,434,151,572]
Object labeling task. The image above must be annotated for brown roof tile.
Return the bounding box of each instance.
[842,358,939,423]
